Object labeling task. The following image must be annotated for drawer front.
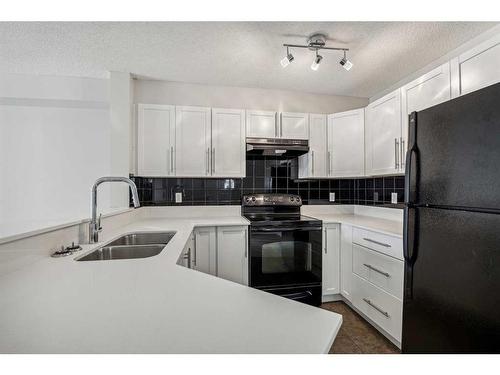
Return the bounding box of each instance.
[351,273,403,341]
[352,227,403,260]
[352,244,404,299]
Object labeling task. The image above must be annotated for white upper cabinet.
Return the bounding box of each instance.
[365,89,403,176]
[400,63,451,171]
[328,109,365,178]
[175,106,212,177]
[451,33,500,97]
[246,110,277,138]
[279,112,309,139]
[298,114,327,178]
[211,108,246,177]
[137,104,175,176]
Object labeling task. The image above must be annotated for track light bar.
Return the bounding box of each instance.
[281,33,353,72]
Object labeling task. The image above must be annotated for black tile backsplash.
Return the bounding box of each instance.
[132,155,405,208]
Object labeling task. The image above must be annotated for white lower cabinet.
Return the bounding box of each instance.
[217,226,248,285]
[322,224,340,297]
[340,225,353,301]
[181,225,248,286]
[193,227,217,275]
[351,273,403,342]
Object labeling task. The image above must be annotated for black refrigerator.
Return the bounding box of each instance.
[402,82,500,353]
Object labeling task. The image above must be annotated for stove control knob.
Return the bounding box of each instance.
[251,196,256,202]
[245,197,250,203]
[296,197,301,203]
[289,196,294,202]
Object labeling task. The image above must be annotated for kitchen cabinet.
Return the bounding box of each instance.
[298,114,328,178]
[193,227,217,275]
[217,226,248,285]
[322,224,340,297]
[178,231,195,268]
[451,32,500,98]
[365,89,403,176]
[340,224,353,302]
[400,63,451,170]
[279,112,309,139]
[175,105,212,177]
[328,109,365,177]
[137,104,175,176]
[211,108,246,177]
[246,110,277,138]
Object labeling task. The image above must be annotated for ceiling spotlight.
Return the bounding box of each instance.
[311,51,323,71]
[280,47,294,68]
[340,51,353,71]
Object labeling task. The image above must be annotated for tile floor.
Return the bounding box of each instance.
[321,301,400,354]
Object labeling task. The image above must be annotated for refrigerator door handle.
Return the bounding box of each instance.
[405,112,418,205]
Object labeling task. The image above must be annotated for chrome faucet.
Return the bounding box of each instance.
[89,177,140,244]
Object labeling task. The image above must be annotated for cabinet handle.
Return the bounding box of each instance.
[363,263,390,278]
[363,237,392,248]
[212,148,215,174]
[324,228,327,254]
[328,151,331,175]
[311,150,315,175]
[206,148,210,175]
[394,138,399,170]
[400,138,405,169]
[170,146,174,173]
[183,248,191,268]
[275,118,278,138]
[280,121,283,137]
[363,298,390,318]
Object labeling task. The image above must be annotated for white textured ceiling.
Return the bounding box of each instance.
[0,22,497,97]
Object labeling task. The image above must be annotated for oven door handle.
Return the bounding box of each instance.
[251,226,322,232]
[280,290,313,300]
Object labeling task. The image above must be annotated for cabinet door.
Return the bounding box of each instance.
[246,110,277,138]
[298,114,327,178]
[137,104,175,176]
[178,232,194,268]
[175,106,211,177]
[322,224,340,296]
[340,225,353,301]
[328,109,365,177]
[216,226,248,285]
[365,89,402,176]
[194,227,216,275]
[280,112,309,139]
[451,33,500,98]
[400,63,451,172]
[211,108,246,177]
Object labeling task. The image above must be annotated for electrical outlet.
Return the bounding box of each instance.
[391,192,398,204]
[175,192,183,203]
[329,192,335,202]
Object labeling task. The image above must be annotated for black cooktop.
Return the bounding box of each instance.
[244,213,321,227]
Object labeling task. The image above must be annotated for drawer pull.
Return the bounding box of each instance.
[363,298,390,318]
[363,237,391,248]
[363,263,390,278]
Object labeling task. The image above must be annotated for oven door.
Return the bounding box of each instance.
[249,225,322,288]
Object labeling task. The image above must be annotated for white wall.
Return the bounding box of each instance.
[0,73,129,240]
[134,80,368,113]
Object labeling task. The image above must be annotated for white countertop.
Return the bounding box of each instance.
[307,213,403,238]
[0,215,342,354]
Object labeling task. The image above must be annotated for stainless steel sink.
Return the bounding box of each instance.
[76,245,165,261]
[105,232,175,247]
[76,231,175,261]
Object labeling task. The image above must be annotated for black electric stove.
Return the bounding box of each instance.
[243,194,323,306]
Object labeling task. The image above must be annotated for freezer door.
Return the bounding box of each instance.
[406,82,500,210]
[402,207,500,353]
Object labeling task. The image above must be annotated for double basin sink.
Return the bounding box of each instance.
[76,232,176,261]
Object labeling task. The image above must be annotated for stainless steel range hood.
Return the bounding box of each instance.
[246,138,309,156]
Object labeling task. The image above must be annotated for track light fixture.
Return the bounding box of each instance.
[280,46,294,68]
[311,51,323,71]
[340,50,353,71]
[281,33,353,72]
